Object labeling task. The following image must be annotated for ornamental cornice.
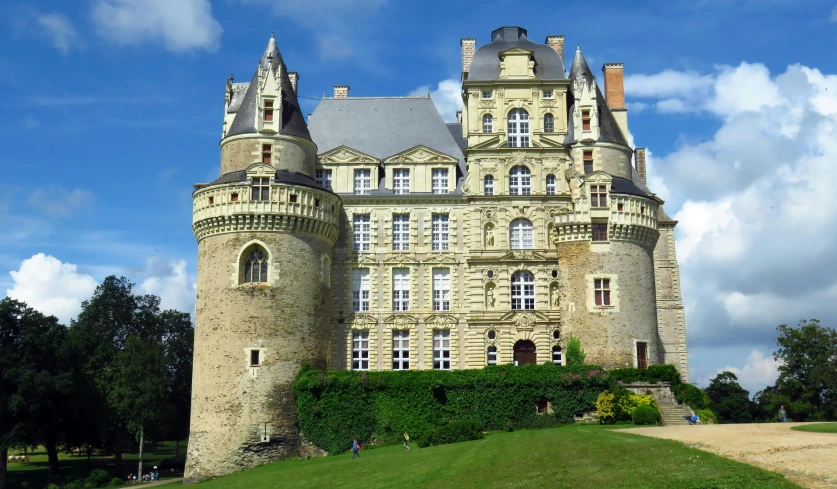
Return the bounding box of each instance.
[192,214,339,244]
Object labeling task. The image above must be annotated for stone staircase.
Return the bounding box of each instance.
[626,382,694,426]
[658,403,694,426]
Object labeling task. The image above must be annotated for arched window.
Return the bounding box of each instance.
[509,166,531,195]
[484,175,494,196]
[487,345,498,365]
[510,219,534,249]
[243,246,269,284]
[507,109,530,148]
[483,114,493,133]
[543,113,554,133]
[511,271,535,310]
[546,174,556,195]
[552,345,563,365]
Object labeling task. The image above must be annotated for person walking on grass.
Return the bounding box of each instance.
[352,438,361,459]
[778,405,787,423]
[402,431,411,451]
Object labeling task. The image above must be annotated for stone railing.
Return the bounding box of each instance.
[552,194,658,246]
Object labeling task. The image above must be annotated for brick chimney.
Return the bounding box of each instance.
[545,35,565,61]
[288,72,299,94]
[461,38,476,79]
[602,63,625,109]
[333,85,349,98]
[635,148,647,184]
[456,111,462,123]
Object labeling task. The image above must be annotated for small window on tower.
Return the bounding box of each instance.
[592,223,608,242]
[314,199,320,208]
[618,203,624,212]
[208,196,214,205]
[591,185,608,208]
[251,177,270,201]
[263,100,274,121]
[289,194,298,203]
[230,193,239,202]
[583,150,593,174]
[582,110,591,131]
[250,349,261,367]
[262,144,272,164]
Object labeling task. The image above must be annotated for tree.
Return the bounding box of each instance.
[705,371,754,424]
[159,310,194,454]
[565,337,586,366]
[0,298,26,489]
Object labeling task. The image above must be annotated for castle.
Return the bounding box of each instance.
[185,26,689,482]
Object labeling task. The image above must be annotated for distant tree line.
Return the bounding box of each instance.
[703,319,836,424]
[0,276,193,489]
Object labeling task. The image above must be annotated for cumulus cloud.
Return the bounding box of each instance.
[408,79,461,122]
[139,257,196,315]
[27,187,94,218]
[6,254,98,325]
[35,12,77,53]
[91,0,222,52]
[707,349,782,396]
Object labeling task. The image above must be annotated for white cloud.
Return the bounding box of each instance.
[27,187,94,218]
[626,101,648,113]
[6,254,97,325]
[139,258,196,315]
[625,70,714,99]
[35,12,77,53]
[408,79,461,122]
[711,349,782,395]
[91,0,222,53]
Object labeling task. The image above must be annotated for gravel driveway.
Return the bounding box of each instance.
[620,423,837,489]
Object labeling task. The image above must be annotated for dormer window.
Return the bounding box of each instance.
[543,90,553,98]
[262,144,272,164]
[263,100,274,121]
[582,110,591,131]
[591,185,607,208]
[251,177,270,201]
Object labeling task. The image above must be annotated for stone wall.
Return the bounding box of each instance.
[220,135,318,176]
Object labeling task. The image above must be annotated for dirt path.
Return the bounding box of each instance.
[619,423,837,489]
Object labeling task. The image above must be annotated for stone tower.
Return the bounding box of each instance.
[185,35,341,483]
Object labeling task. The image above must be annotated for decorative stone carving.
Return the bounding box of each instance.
[485,225,495,247]
[550,283,560,309]
[485,283,496,309]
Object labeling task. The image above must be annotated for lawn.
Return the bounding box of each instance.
[189,425,799,489]
[791,422,837,433]
[6,441,185,489]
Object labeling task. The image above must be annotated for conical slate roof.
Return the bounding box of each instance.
[569,45,595,86]
[226,35,311,141]
[566,45,628,147]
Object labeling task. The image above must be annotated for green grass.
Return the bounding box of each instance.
[791,422,837,433]
[189,425,799,489]
[6,441,185,489]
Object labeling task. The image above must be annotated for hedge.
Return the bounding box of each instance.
[294,363,612,453]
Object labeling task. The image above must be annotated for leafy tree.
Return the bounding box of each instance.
[705,371,753,423]
[565,337,586,366]
[159,310,194,454]
[0,298,26,489]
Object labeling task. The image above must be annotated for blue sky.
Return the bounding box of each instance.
[3,0,837,394]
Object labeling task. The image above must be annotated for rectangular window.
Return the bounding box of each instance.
[432,168,449,194]
[392,268,410,311]
[483,116,493,133]
[351,330,370,370]
[230,193,239,202]
[487,346,497,365]
[583,150,593,174]
[392,330,410,370]
[546,175,556,195]
[251,177,270,201]
[352,214,371,251]
[250,349,260,367]
[637,341,648,369]
[582,109,591,131]
[543,90,553,98]
[352,269,370,312]
[595,278,611,306]
[592,223,608,242]
[433,268,450,311]
[354,169,371,195]
[482,91,492,98]
[433,329,451,370]
[431,214,449,251]
[543,115,554,133]
[591,185,608,208]
[315,169,332,190]
[263,100,274,121]
[484,176,494,196]
[392,214,410,251]
[393,169,410,194]
[262,144,272,164]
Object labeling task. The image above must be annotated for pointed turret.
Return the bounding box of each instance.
[569,45,595,86]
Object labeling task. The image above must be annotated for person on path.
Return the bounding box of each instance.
[689,414,699,425]
[351,438,361,459]
[778,405,787,423]
[402,431,411,451]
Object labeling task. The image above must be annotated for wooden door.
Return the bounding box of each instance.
[513,340,537,366]
[637,342,648,369]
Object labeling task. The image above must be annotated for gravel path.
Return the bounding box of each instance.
[619,423,837,489]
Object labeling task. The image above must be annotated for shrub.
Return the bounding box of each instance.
[565,337,586,366]
[416,419,484,448]
[617,393,655,418]
[107,477,124,487]
[674,383,709,410]
[85,469,110,487]
[596,391,616,424]
[632,404,662,425]
[609,365,681,385]
[695,408,718,424]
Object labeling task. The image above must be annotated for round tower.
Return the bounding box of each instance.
[185,35,341,483]
[553,173,660,369]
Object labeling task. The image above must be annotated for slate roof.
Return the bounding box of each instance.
[468,26,566,81]
[226,36,311,141]
[207,169,335,194]
[565,47,629,147]
[610,176,648,197]
[446,123,467,154]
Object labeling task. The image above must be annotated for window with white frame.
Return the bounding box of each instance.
[546,174,556,195]
[483,114,493,133]
[393,169,410,194]
[352,269,370,312]
[251,177,270,201]
[594,278,611,306]
[511,271,535,310]
[484,175,494,196]
[432,213,449,251]
[552,345,563,365]
[509,166,531,195]
[392,330,410,370]
[543,90,553,98]
[432,168,449,194]
[352,214,371,251]
[487,345,498,365]
[351,330,369,370]
[482,90,492,99]
[242,246,269,284]
[543,113,554,133]
[507,109,530,148]
[433,329,451,370]
[392,268,410,311]
[354,169,371,195]
[315,169,332,190]
[433,268,450,311]
[510,218,534,249]
[392,214,410,251]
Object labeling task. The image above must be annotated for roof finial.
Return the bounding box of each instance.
[271,32,275,38]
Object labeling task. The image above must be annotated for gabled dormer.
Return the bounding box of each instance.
[498,47,535,79]
[569,46,600,143]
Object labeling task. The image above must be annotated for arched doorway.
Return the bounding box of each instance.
[513,340,536,366]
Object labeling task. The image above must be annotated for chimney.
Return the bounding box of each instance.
[288,72,299,94]
[635,148,647,184]
[456,111,462,123]
[602,63,625,109]
[333,85,349,98]
[545,35,565,61]
[461,38,476,79]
